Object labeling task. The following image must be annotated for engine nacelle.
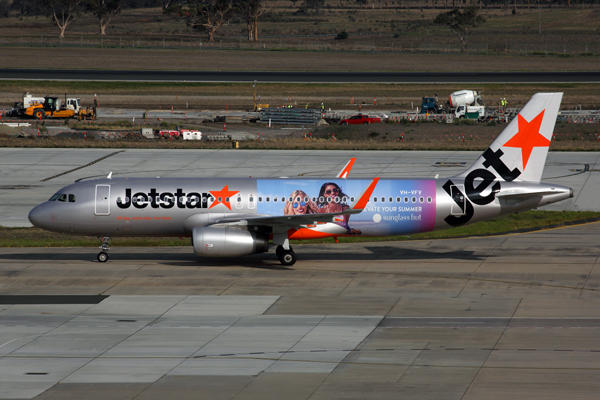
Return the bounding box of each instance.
[192,227,269,257]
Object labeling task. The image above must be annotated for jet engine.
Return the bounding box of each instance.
[192,227,269,257]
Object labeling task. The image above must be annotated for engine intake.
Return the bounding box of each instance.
[192,227,269,257]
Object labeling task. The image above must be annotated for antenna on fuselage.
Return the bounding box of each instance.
[107,172,113,179]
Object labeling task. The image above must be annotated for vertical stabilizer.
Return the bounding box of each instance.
[455,92,563,183]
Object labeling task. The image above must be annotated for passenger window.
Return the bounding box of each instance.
[380,197,385,203]
[373,197,377,203]
[389,197,393,203]
[58,194,67,202]
[68,194,76,203]
[412,197,417,203]
[396,197,401,203]
[427,197,432,203]
[404,197,409,203]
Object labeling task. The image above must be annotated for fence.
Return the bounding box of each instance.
[1,35,598,56]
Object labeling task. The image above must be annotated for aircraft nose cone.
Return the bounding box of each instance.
[28,205,45,228]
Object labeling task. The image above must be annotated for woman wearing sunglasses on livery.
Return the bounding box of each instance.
[283,190,318,215]
[316,182,361,235]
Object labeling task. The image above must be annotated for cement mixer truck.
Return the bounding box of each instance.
[448,90,486,119]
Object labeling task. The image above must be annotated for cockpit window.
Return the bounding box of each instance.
[49,193,61,201]
[68,194,76,203]
[58,194,67,202]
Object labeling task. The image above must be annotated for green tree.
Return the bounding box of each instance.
[238,0,270,41]
[434,7,485,52]
[85,0,122,35]
[165,0,236,42]
[0,0,10,18]
[304,0,324,14]
[41,0,85,38]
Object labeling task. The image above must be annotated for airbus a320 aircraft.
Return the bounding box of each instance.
[29,93,572,266]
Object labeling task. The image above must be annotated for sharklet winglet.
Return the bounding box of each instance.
[337,158,356,179]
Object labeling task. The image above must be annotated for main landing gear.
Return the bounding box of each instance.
[276,245,296,266]
[97,236,110,262]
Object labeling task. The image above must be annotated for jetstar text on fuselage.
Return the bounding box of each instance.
[116,188,217,209]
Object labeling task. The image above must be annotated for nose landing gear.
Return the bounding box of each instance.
[97,236,110,262]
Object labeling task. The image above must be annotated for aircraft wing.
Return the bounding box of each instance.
[211,177,379,229]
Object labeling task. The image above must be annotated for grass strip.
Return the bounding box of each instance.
[2,211,598,248]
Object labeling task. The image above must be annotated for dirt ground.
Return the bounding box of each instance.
[2,119,598,152]
[2,82,600,112]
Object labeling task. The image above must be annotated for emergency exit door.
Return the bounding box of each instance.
[95,185,111,215]
[450,185,466,216]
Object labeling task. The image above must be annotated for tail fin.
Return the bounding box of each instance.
[455,92,563,183]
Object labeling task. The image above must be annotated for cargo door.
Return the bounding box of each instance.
[450,185,466,216]
[95,185,111,215]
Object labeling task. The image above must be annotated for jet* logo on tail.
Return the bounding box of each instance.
[503,111,549,171]
[457,92,562,184]
[445,92,564,226]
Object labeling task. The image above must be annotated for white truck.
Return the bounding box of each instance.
[448,90,486,119]
[181,130,202,140]
[454,105,486,119]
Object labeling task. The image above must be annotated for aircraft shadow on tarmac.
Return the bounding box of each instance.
[0,246,487,266]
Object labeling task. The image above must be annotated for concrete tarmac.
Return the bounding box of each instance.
[1,222,600,399]
[2,148,600,399]
[1,148,599,227]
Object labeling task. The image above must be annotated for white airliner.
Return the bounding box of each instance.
[29,93,572,265]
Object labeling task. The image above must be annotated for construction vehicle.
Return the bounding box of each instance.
[454,105,486,119]
[24,95,93,120]
[448,90,486,119]
[420,94,445,114]
[447,90,484,109]
[77,106,96,121]
[7,93,45,117]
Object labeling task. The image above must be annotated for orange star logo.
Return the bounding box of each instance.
[209,185,239,210]
[503,110,550,170]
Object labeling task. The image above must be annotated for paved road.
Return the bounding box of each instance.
[1,68,600,83]
[2,222,600,399]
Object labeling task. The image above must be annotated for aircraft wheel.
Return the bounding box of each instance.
[97,251,109,263]
[279,250,296,266]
